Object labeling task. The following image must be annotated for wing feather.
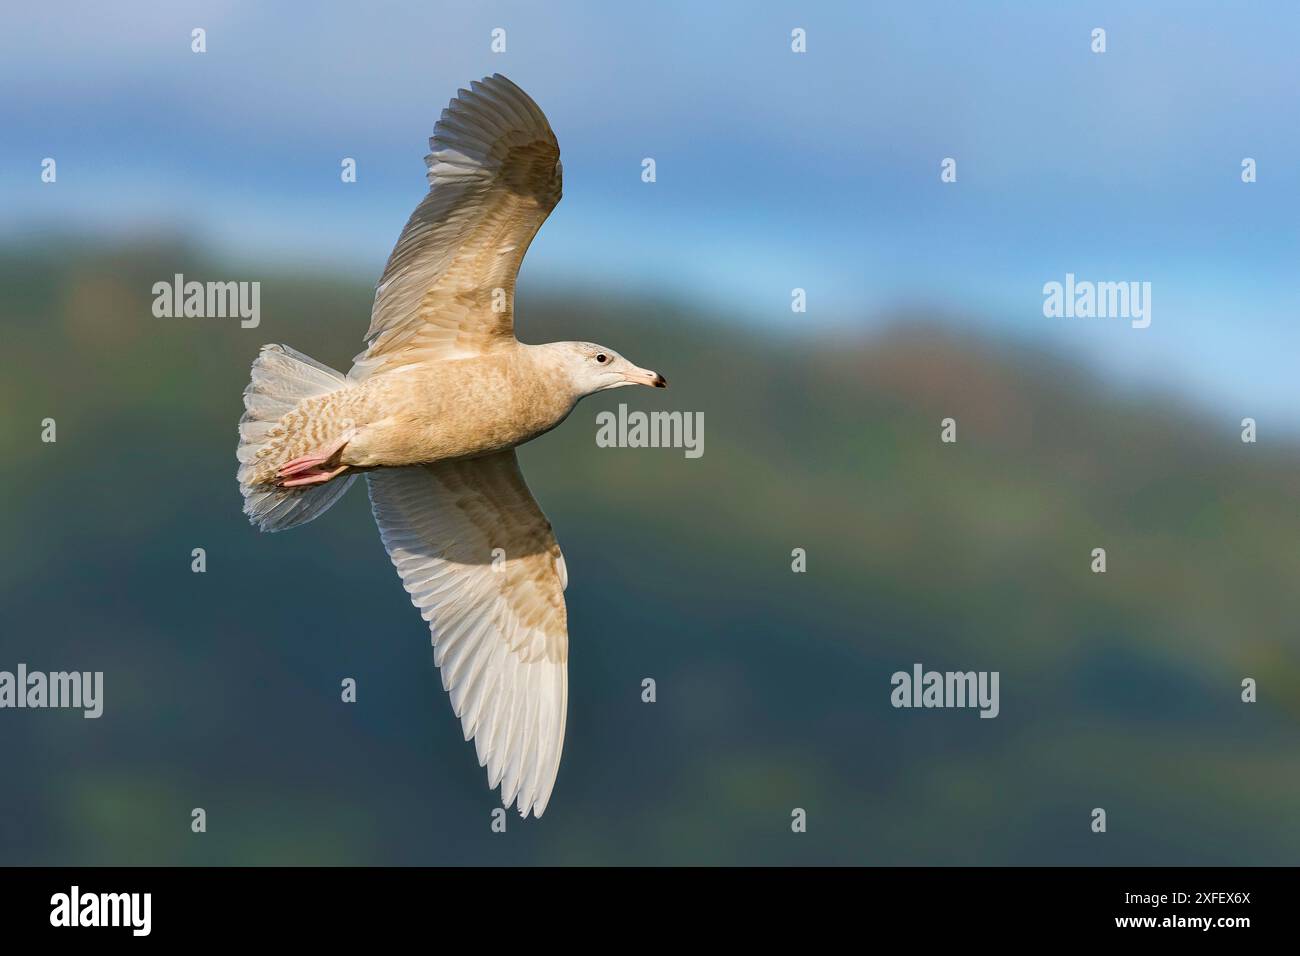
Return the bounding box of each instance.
[351,74,562,378]
[367,450,568,818]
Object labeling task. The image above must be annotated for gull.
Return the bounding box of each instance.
[234,74,666,818]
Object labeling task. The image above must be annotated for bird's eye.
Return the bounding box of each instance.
[595,353,608,364]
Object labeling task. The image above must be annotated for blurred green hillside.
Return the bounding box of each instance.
[1,239,1297,865]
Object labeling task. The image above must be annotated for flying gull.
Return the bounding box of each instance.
[235,74,666,818]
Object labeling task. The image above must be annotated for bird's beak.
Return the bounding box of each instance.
[622,365,668,388]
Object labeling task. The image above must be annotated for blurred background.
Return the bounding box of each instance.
[1,1,1298,865]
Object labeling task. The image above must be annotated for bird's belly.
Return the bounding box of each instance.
[343,400,566,468]
[335,357,573,469]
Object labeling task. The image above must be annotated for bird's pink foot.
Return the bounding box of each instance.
[279,464,348,488]
[276,436,349,480]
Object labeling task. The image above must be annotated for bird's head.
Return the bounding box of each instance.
[556,342,667,397]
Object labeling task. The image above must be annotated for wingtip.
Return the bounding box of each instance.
[512,796,543,819]
[466,73,509,94]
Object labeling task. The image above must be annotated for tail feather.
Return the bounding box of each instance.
[237,344,356,533]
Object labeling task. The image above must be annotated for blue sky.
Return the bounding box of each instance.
[3,1,1297,425]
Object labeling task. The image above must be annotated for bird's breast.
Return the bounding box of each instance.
[342,358,573,468]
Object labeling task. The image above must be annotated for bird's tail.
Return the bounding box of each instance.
[236,344,357,533]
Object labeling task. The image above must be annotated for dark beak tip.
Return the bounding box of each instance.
[653,374,668,388]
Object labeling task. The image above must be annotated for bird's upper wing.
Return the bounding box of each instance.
[350,74,562,379]
[366,450,569,818]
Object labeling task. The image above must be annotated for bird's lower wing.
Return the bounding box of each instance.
[367,451,569,818]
